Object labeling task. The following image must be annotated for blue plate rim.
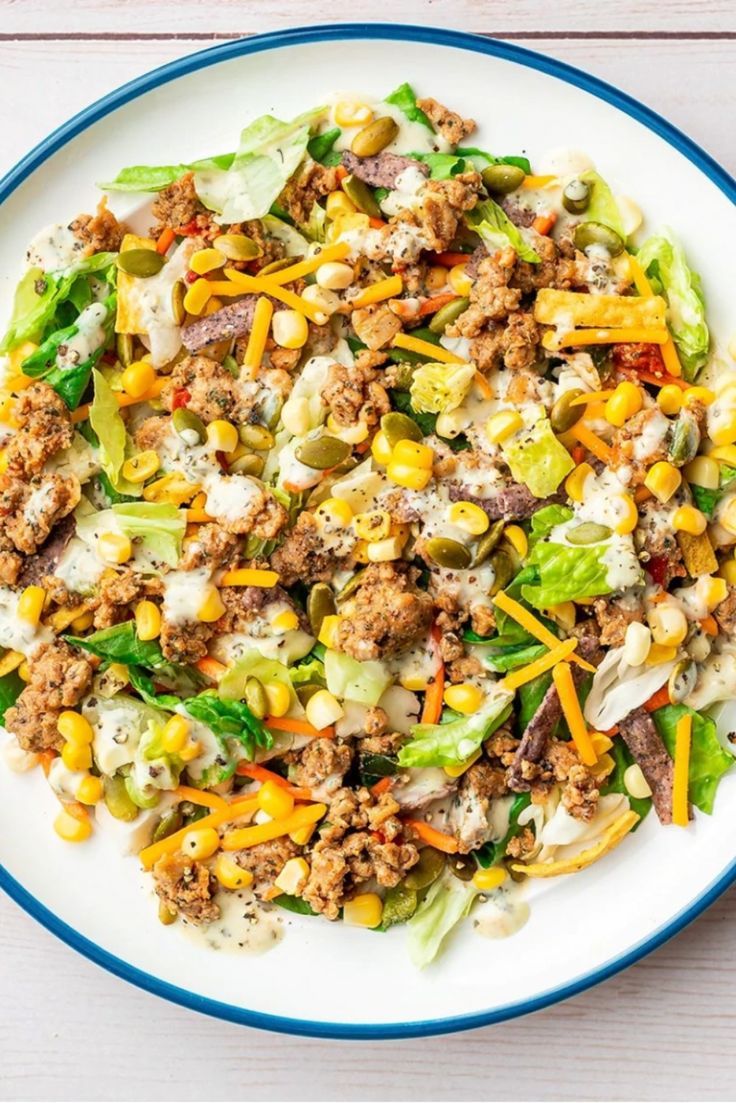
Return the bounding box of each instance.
[1,21,735,1040]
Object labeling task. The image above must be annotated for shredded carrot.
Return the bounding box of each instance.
[572,445,586,465]
[532,212,557,236]
[138,795,260,870]
[699,614,719,637]
[417,292,458,317]
[672,712,692,827]
[155,227,176,255]
[474,371,493,399]
[620,367,689,391]
[369,216,387,230]
[627,253,682,377]
[502,638,579,692]
[173,786,229,811]
[282,480,305,494]
[195,656,227,681]
[265,715,334,739]
[405,819,459,854]
[335,165,348,182]
[421,625,445,725]
[370,776,394,798]
[604,724,620,737]
[392,332,466,365]
[570,422,614,466]
[222,802,327,851]
[643,685,671,713]
[431,251,472,268]
[38,750,57,776]
[235,762,313,801]
[634,485,653,504]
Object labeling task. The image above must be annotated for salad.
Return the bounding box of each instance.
[1,83,735,967]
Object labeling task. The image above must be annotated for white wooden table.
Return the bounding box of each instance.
[1,5,735,1100]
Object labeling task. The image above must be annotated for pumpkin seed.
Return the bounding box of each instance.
[115,332,134,367]
[481,163,526,195]
[307,582,336,636]
[472,519,505,567]
[550,388,585,433]
[351,115,399,158]
[213,233,263,261]
[158,902,177,926]
[152,807,183,844]
[380,411,423,448]
[337,568,367,603]
[387,361,417,391]
[295,435,352,470]
[668,659,697,705]
[259,256,297,277]
[296,683,323,706]
[342,174,382,218]
[381,883,418,928]
[489,547,515,595]
[172,407,206,445]
[229,452,265,477]
[171,281,186,325]
[425,536,472,570]
[573,221,624,256]
[238,423,275,451]
[245,676,268,720]
[428,295,469,335]
[103,774,139,822]
[567,521,612,545]
[449,853,476,882]
[562,178,591,214]
[117,248,166,278]
[668,411,700,466]
[403,847,445,891]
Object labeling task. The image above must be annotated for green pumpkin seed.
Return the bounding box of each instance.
[472,519,505,567]
[337,567,367,603]
[238,423,275,451]
[668,411,700,466]
[351,115,399,158]
[172,407,206,445]
[428,295,470,336]
[295,435,352,470]
[115,332,134,367]
[229,452,265,477]
[567,521,612,545]
[380,411,423,448]
[158,902,177,926]
[387,361,417,392]
[103,774,139,822]
[550,388,585,434]
[259,256,297,277]
[668,659,697,705]
[213,233,263,261]
[171,281,186,325]
[381,883,418,929]
[449,853,476,881]
[425,536,472,570]
[562,178,591,214]
[245,676,268,720]
[117,248,166,278]
[481,163,527,194]
[489,547,515,596]
[307,582,336,636]
[342,174,382,218]
[573,221,624,256]
[296,683,323,706]
[403,847,446,891]
[152,807,183,844]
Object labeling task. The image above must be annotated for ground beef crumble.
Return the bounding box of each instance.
[152,852,220,924]
[336,562,434,661]
[323,349,390,427]
[5,640,94,753]
[5,382,74,478]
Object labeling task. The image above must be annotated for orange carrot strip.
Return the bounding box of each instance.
[620,367,689,391]
[700,614,719,637]
[370,777,394,798]
[643,685,671,713]
[369,216,387,229]
[156,227,176,255]
[570,422,614,465]
[405,819,459,854]
[265,716,334,739]
[195,656,227,681]
[416,292,458,317]
[421,626,445,725]
[235,762,313,801]
[138,796,259,870]
[474,371,493,399]
[335,165,348,182]
[634,485,653,504]
[532,212,557,236]
[39,750,57,776]
[431,251,472,268]
[173,786,228,811]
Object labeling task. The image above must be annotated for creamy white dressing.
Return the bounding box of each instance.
[26,222,86,271]
[474,896,531,941]
[56,301,108,371]
[631,407,670,462]
[380,165,429,217]
[339,220,428,265]
[122,239,195,367]
[203,472,260,524]
[162,566,212,625]
[46,432,100,484]
[0,586,52,656]
[47,758,86,801]
[54,536,106,595]
[211,625,315,666]
[87,700,146,774]
[180,887,284,955]
[328,93,451,157]
[22,481,57,528]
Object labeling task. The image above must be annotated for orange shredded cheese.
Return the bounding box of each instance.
[501,638,579,692]
[672,712,692,827]
[493,592,595,673]
[551,661,598,767]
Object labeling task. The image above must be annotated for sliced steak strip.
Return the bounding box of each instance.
[341,151,429,190]
[448,481,564,521]
[620,706,677,825]
[17,513,76,587]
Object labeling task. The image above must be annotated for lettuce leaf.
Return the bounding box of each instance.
[653,704,734,814]
[602,739,652,824]
[98,153,235,193]
[475,793,532,867]
[184,691,272,761]
[530,504,574,545]
[289,652,326,687]
[76,502,185,568]
[465,199,540,264]
[501,417,574,498]
[637,230,710,381]
[398,687,513,767]
[406,873,478,967]
[0,669,24,724]
[324,649,392,706]
[307,127,342,166]
[580,170,625,238]
[456,147,531,175]
[89,369,142,497]
[384,83,433,129]
[67,620,170,670]
[521,542,611,609]
[218,650,296,709]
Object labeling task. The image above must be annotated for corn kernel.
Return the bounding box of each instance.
[700,575,728,611]
[334,100,373,127]
[257,779,294,820]
[709,418,736,448]
[622,621,652,667]
[326,190,357,220]
[17,585,46,626]
[197,584,225,623]
[0,450,8,476]
[305,688,344,731]
[392,439,434,469]
[366,535,406,562]
[76,775,104,805]
[606,381,644,427]
[316,261,354,290]
[684,455,719,489]
[315,497,354,528]
[590,732,613,755]
[121,359,156,398]
[318,614,341,649]
[386,462,432,491]
[472,867,507,892]
[271,609,300,633]
[98,532,132,564]
[326,212,369,243]
[683,386,715,408]
[143,472,200,506]
[290,823,318,846]
[61,740,92,771]
[545,602,576,632]
[190,247,226,275]
[646,643,678,665]
[448,263,472,296]
[54,808,92,843]
[644,461,682,503]
[272,309,309,350]
[214,853,253,890]
[281,395,312,437]
[70,610,94,633]
[486,410,524,445]
[17,660,30,682]
[443,746,482,778]
[58,710,94,745]
[178,739,202,763]
[504,524,529,559]
[565,462,594,503]
[613,494,639,535]
[354,509,391,542]
[264,681,291,718]
[672,505,707,536]
[135,599,162,641]
[448,500,490,536]
[0,396,18,427]
[719,558,736,586]
[371,429,393,466]
[343,892,383,928]
[426,265,449,291]
[206,419,238,453]
[590,752,615,780]
[709,445,736,467]
[121,449,160,484]
[648,604,688,648]
[325,413,369,444]
[183,277,212,316]
[400,672,430,692]
[657,384,684,416]
[302,284,340,320]
[444,682,485,715]
[274,856,310,895]
[7,340,38,375]
[162,714,190,754]
[181,826,220,860]
[204,296,223,316]
[624,762,653,799]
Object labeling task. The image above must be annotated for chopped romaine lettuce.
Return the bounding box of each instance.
[21,293,116,409]
[324,649,392,707]
[89,369,142,497]
[76,502,185,568]
[529,504,574,545]
[406,872,478,967]
[98,153,235,193]
[0,669,24,724]
[637,230,710,381]
[456,147,531,175]
[580,170,625,238]
[501,417,574,499]
[409,361,476,415]
[521,541,611,609]
[384,83,432,129]
[184,692,272,762]
[307,127,342,166]
[653,704,734,814]
[465,198,540,264]
[218,651,296,709]
[398,687,513,767]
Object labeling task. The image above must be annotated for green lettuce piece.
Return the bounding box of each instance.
[384,83,432,129]
[289,653,326,687]
[66,621,200,693]
[184,692,272,762]
[501,416,574,498]
[398,687,513,768]
[456,147,531,175]
[307,127,342,166]
[603,739,652,824]
[324,649,391,707]
[580,170,625,238]
[530,504,574,545]
[475,793,532,867]
[521,541,611,609]
[653,704,734,814]
[97,153,235,192]
[21,293,117,409]
[0,669,24,724]
[408,152,469,180]
[407,873,478,968]
[517,672,553,735]
[218,651,295,709]
[485,641,547,673]
[465,199,540,264]
[127,666,182,712]
[637,230,710,381]
[89,369,142,497]
[76,502,185,568]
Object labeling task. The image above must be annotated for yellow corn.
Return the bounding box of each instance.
[135,599,162,641]
[343,892,383,929]
[545,601,576,632]
[17,585,46,626]
[604,381,643,427]
[17,660,30,682]
[54,808,92,843]
[448,501,490,536]
[672,505,707,536]
[472,867,507,892]
[443,746,482,779]
[0,651,23,677]
[366,534,406,562]
[709,416,736,448]
[143,472,200,505]
[197,585,226,623]
[504,524,529,559]
[426,265,449,291]
[386,462,432,491]
[326,190,357,220]
[70,610,94,633]
[98,532,133,564]
[326,212,370,244]
[274,856,310,895]
[290,822,318,846]
[183,277,212,316]
[181,826,220,860]
[350,274,403,309]
[121,360,156,399]
[354,509,391,542]
[0,396,18,427]
[58,710,94,746]
[334,100,373,126]
[448,263,472,296]
[710,445,736,467]
[648,604,688,648]
[683,386,715,408]
[444,683,484,715]
[644,461,682,504]
[190,248,226,275]
[700,575,728,611]
[264,682,291,718]
[61,740,92,771]
[271,609,300,633]
[76,775,104,805]
[242,296,274,379]
[657,384,684,416]
[272,309,309,350]
[326,413,369,444]
[316,260,355,291]
[624,763,652,800]
[645,643,678,665]
[392,440,434,468]
[305,688,344,730]
[613,494,639,535]
[371,430,393,466]
[220,568,279,587]
[214,853,253,890]
[590,732,614,756]
[684,455,719,489]
[178,738,202,763]
[162,714,190,754]
[122,449,160,484]
[719,559,736,586]
[622,621,652,667]
[257,780,294,821]
[565,462,594,503]
[318,614,341,649]
[206,419,239,453]
[315,497,354,527]
[486,410,524,444]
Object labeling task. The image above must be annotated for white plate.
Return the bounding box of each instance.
[1,23,735,1039]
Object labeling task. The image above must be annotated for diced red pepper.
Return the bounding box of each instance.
[171,388,190,410]
[185,270,199,284]
[176,219,200,237]
[646,555,669,588]
[612,342,666,377]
